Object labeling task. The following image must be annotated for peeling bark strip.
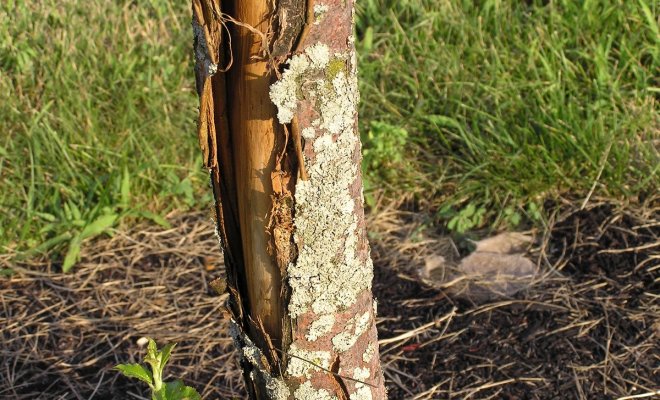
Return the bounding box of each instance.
[192,1,386,399]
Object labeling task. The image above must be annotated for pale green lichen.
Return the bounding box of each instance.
[294,381,338,400]
[266,378,290,400]
[332,311,371,352]
[287,343,332,378]
[326,57,347,81]
[349,368,373,400]
[352,367,371,381]
[318,69,358,135]
[274,45,372,320]
[306,314,336,341]
[229,320,290,400]
[269,44,331,124]
[350,385,373,400]
[362,342,376,363]
[302,127,316,140]
[270,40,376,394]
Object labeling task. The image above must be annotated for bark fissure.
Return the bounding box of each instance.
[192,1,386,398]
[271,0,306,59]
[330,356,351,400]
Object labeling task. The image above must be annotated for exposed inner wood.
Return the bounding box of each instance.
[192,0,247,325]
[225,0,284,346]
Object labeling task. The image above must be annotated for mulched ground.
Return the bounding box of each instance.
[371,199,659,399]
[1,199,658,399]
[1,215,242,399]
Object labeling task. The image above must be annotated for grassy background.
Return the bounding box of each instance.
[1,0,658,267]
[357,0,658,230]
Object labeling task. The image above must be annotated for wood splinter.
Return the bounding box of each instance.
[287,0,315,181]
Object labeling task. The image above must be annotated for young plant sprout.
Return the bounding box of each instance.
[115,338,200,400]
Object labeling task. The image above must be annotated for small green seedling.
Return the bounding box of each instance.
[115,338,200,400]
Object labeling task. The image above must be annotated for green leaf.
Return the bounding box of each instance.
[1,268,15,277]
[437,204,454,218]
[62,236,81,273]
[115,363,154,387]
[80,213,118,240]
[120,167,131,208]
[144,338,161,379]
[462,203,476,218]
[176,385,201,400]
[508,211,521,226]
[28,232,72,255]
[147,338,158,358]
[68,201,82,221]
[447,217,458,231]
[154,380,201,400]
[63,202,73,221]
[34,212,57,222]
[527,202,542,221]
[159,343,177,374]
[139,211,171,229]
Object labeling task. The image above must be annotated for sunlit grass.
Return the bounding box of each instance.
[1,0,658,264]
[0,1,208,259]
[357,0,659,229]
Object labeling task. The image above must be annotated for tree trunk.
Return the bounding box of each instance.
[192,1,387,398]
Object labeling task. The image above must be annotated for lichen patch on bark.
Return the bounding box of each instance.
[260,2,386,397]
[349,367,373,400]
[294,381,339,400]
[317,70,357,135]
[287,343,332,378]
[269,43,331,124]
[229,320,290,400]
[331,311,371,352]
[306,314,336,341]
[269,43,372,319]
[362,342,376,363]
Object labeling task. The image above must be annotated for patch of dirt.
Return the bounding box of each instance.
[1,199,658,399]
[370,199,659,399]
[0,214,243,399]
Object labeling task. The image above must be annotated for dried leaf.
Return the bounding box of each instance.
[472,232,533,254]
[420,232,539,302]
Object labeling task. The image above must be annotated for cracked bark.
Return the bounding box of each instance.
[192,1,387,398]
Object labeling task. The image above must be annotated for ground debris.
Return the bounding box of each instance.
[1,200,658,399]
[418,232,539,302]
[369,198,659,399]
[0,213,243,400]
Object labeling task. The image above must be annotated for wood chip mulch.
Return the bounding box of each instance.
[1,198,658,399]
[371,199,659,399]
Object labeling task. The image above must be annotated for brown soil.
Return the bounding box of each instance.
[1,215,242,399]
[1,200,658,399]
[371,200,659,399]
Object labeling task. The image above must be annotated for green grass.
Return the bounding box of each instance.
[357,0,659,229]
[1,0,658,264]
[0,1,209,261]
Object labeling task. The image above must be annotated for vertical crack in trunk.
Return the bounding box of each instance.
[192,0,387,398]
